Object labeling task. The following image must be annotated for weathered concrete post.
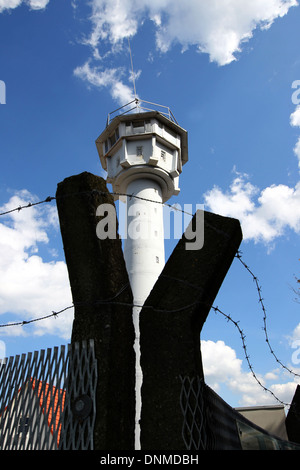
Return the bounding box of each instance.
[56,172,135,450]
[140,210,243,450]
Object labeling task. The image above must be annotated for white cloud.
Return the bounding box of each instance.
[72,0,298,105]
[0,0,49,12]
[265,369,280,381]
[290,105,300,127]
[74,62,117,89]
[290,323,300,342]
[202,339,299,406]
[201,339,243,391]
[81,0,298,66]
[27,0,49,9]
[74,60,136,106]
[85,0,140,46]
[0,191,72,339]
[201,340,268,405]
[153,0,299,65]
[0,0,22,11]
[203,172,300,244]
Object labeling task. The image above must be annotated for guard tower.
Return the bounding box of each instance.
[96,100,188,302]
[95,99,188,448]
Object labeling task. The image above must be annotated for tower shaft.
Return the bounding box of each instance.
[124,178,165,305]
[123,178,165,449]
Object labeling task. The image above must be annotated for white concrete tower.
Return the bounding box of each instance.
[96,102,188,448]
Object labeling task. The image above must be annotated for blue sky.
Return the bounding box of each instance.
[1,0,300,410]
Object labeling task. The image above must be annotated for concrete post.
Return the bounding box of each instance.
[139,210,243,450]
[56,172,135,450]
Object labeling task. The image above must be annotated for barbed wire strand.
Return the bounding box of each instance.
[0,196,55,217]
[211,305,291,407]
[0,190,194,218]
[235,250,300,379]
[0,306,73,328]
[0,287,295,408]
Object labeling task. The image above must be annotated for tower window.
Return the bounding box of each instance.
[105,127,119,153]
[145,120,151,132]
[161,150,166,161]
[126,122,132,134]
[136,146,143,157]
[156,256,159,263]
[133,120,145,133]
[109,133,116,147]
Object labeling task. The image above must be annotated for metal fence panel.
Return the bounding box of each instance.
[180,376,300,450]
[0,340,97,450]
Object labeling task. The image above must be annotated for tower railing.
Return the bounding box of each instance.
[106,98,178,126]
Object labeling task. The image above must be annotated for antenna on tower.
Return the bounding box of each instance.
[128,37,139,107]
[105,38,179,125]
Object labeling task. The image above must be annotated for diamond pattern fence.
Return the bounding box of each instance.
[180,375,300,450]
[180,376,215,450]
[0,340,97,450]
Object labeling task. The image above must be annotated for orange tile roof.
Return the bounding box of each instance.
[30,378,66,447]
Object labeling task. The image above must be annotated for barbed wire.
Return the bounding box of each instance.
[0,306,73,328]
[0,190,299,408]
[235,250,300,379]
[160,272,300,408]
[0,299,207,329]
[211,305,291,407]
[0,189,195,218]
[0,293,294,407]
[0,280,296,409]
[0,196,55,217]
